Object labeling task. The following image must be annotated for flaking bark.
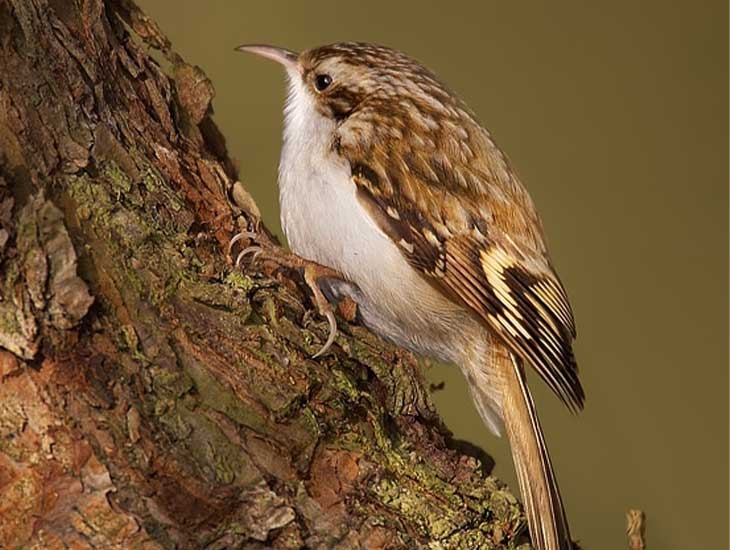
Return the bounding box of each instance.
[0,1,530,548]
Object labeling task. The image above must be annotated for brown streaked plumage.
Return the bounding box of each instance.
[302,43,583,411]
[236,41,584,550]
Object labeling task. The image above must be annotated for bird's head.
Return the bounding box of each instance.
[235,42,460,128]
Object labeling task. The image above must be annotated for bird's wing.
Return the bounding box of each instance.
[339,120,584,411]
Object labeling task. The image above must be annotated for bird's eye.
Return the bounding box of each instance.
[314,74,333,92]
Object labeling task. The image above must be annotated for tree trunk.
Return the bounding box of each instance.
[0,1,529,548]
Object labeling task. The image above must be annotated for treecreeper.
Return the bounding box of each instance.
[233,42,585,550]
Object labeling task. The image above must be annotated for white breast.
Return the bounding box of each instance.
[277,72,472,364]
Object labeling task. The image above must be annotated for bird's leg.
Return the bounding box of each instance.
[229,230,342,358]
[303,262,340,358]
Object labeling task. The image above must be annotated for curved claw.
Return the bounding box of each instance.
[312,308,338,358]
[235,245,263,267]
[228,230,260,256]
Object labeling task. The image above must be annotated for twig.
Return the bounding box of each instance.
[626,509,646,550]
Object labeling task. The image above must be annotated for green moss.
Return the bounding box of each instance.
[140,166,163,192]
[224,270,255,292]
[150,365,194,399]
[180,353,271,434]
[258,295,280,328]
[139,165,185,214]
[372,475,464,540]
[105,162,132,194]
[119,324,140,351]
[176,405,262,485]
[329,366,363,403]
[66,166,130,241]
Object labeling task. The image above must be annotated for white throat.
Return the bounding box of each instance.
[277,71,356,259]
[281,72,337,170]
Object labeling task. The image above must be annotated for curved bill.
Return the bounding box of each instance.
[235,44,299,71]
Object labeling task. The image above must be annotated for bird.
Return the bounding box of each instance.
[234,42,584,550]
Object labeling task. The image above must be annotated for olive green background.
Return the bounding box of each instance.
[137,1,729,548]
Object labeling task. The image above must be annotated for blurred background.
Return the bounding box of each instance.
[137,1,728,548]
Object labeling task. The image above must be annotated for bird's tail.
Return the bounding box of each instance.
[499,352,573,550]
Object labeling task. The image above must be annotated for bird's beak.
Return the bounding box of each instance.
[235,44,299,72]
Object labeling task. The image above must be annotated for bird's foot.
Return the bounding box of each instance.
[229,230,342,358]
[229,229,275,266]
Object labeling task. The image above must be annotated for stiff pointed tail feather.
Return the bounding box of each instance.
[501,353,573,550]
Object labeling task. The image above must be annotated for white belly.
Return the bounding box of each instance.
[279,142,470,364]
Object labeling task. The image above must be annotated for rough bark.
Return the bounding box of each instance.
[0,1,529,548]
